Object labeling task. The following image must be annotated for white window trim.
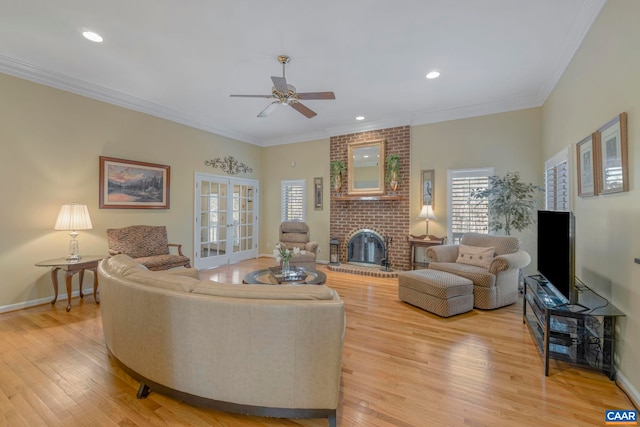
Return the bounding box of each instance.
[281,179,306,222]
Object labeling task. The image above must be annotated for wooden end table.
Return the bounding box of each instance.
[35,255,104,311]
[407,235,445,270]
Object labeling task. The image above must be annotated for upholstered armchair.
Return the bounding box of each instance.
[426,233,530,309]
[279,221,319,270]
[107,225,191,271]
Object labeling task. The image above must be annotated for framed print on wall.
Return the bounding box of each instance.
[99,156,170,209]
[314,177,323,210]
[421,169,434,208]
[595,112,628,195]
[576,133,598,197]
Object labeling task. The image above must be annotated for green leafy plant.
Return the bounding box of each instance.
[470,172,544,235]
[330,160,346,179]
[330,160,346,192]
[384,154,400,185]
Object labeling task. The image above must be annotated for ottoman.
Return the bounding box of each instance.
[398,269,474,317]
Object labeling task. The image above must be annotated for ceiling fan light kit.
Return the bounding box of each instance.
[230,55,335,118]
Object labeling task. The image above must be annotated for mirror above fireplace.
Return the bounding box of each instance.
[347,139,385,195]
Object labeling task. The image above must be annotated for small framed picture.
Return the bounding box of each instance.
[576,133,597,197]
[421,169,434,208]
[314,177,323,210]
[595,113,628,195]
[99,156,170,209]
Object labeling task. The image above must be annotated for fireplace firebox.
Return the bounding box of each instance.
[347,229,385,266]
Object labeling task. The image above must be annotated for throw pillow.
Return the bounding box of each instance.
[456,245,495,268]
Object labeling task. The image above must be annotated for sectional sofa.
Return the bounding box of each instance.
[98,255,345,426]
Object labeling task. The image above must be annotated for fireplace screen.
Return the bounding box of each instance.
[347,229,385,266]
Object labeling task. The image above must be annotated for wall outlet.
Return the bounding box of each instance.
[266,242,270,248]
[423,256,427,263]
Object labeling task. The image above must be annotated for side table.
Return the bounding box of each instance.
[35,255,104,311]
[407,235,445,270]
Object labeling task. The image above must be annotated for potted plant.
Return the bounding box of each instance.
[330,160,346,193]
[385,154,400,191]
[470,171,544,235]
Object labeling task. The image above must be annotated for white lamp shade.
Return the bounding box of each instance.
[417,205,437,221]
[54,203,93,231]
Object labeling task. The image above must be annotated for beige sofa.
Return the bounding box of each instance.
[426,233,531,309]
[98,255,345,426]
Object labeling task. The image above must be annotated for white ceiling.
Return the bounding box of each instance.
[0,0,606,146]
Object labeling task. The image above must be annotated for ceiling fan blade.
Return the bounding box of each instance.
[297,91,336,100]
[230,94,274,98]
[271,76,289,93]
[290,101,317,118]
[257,101,281,118]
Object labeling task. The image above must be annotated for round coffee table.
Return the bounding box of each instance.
[243,268,326,285]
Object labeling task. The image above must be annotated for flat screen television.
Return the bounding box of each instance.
[536,210,577,304]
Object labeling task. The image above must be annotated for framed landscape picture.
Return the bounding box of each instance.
[576,133,597,197]
[596,113,628,195]
[99,156,170,209]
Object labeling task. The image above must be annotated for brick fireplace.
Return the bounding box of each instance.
[329,126,410,270]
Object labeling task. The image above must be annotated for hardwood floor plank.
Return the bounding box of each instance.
[0,258,633,426]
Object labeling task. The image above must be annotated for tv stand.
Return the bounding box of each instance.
[523,275,625,379]
[555,302,590,313]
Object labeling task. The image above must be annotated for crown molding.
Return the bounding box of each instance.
[0,55,261,145]
[0,54,564,147]
[534,0,607,104]
[409,95,543,126]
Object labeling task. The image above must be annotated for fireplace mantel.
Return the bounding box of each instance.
[333,195,402,202]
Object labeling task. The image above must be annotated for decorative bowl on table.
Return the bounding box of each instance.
[268,266,308,284]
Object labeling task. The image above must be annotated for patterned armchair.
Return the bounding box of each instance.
[426,233,530,309]
[279,221,319,270]
[106,225,191,271]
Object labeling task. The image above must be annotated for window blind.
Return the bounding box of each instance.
[281,180,306,222]
[544,147,570,211]
[448,168,494,243]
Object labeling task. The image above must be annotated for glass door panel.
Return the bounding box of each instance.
[195,173,258,269]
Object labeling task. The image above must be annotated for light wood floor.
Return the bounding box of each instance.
[0,258,634,426]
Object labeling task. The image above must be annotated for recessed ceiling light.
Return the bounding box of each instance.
[426,71,440,79]
[82,31,103,43]
[355,116,365,121]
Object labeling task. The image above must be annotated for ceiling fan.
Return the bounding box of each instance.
[230,55,335,118]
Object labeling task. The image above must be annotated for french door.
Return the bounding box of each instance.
[194,173,258,270]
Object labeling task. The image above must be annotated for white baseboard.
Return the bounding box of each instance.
[0,288,93,314]
[616,371,640,409]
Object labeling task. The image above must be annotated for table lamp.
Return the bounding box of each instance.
[417,205,437,237]
[54,203,93,261]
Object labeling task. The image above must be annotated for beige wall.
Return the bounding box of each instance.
[260,139,330,260]
[411,108,543,270]
[542,0,640,399]
[0,73,261,310]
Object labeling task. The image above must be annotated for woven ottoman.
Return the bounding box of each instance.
[398,269,474,317]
